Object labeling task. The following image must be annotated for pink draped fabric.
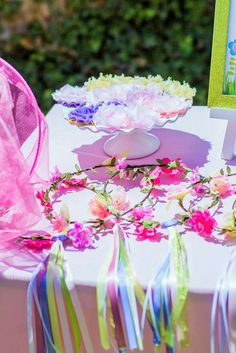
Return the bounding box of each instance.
[0,58,48,237]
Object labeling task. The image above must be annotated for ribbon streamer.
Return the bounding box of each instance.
[211,248,236,353]
[142,225,189,352]
[169,226,189,347]
[97,224,145,352]
[27,237,93,353]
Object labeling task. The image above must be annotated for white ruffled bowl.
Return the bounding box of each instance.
[54,82,194,159]
[63,104,192,159]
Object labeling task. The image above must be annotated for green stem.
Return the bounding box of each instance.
[120,188,153,217]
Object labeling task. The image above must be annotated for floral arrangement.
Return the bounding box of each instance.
[52,74,196,131]
[20,157,236,250]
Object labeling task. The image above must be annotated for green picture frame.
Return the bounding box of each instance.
[208,0,236,108]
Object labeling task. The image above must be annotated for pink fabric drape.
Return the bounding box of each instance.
[0,58,48,236]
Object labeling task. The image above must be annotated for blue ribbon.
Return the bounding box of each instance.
[51,234,68,242]
[163,278,175,353]
[40,272,55,353]
[28,259,60,353]
[152,255,170,345]
[142,252,175,351]
[118,263,137,350]
[211,249,236,353]
[27,269,37,353]
[161,219,179,229]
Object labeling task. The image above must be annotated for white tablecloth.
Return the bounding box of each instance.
[0,105,235,353]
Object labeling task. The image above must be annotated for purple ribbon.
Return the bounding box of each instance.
[40,272,55,353]
[51,234,68,242]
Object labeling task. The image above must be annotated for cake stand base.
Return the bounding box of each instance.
[103,129,160,159]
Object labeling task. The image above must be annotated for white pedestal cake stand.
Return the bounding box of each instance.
[63,106,191,159]
[101,113,184,159]
[103,129,160,159]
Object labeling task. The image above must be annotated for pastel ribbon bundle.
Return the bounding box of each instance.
[27,222,190,353]
[142,225,189,353]
[97,224,144,352]
[96,223,189,353]
[211,248,236,353]
[28,237,93,353]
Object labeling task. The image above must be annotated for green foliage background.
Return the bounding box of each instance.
[0,0,215,113]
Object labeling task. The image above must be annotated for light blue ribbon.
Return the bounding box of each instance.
[211,248,236,353]
[27,268,37,353]
[27,259,61,353]
[163,279,175,353]
[142,252,175,351]
[161,219,179,229]
[152,254,171,344]
[118,263,137,349]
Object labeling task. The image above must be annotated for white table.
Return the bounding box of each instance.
[0,105,235,353]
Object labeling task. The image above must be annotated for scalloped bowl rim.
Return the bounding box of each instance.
[62,104,192,135]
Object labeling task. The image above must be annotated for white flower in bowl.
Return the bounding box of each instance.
[93,102,158,131]
[52,84,88,105]
[152,94,192,118]
[92,83,134,103]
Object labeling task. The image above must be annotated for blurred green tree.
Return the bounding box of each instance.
[0,0,215,112]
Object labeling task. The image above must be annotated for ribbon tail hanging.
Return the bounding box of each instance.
[142,225,189,352]
[168,226,189,348]
[211,248,236,353]
[27,237,93,353]
[97,224,144,352]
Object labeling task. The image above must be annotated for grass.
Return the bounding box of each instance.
[223,74,236,95]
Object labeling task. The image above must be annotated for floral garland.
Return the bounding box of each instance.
[20,157,236,250]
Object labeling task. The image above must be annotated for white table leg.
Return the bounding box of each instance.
[221,120,236,160]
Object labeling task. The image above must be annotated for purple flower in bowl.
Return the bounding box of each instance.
[106,100,127,106]
[62,101,85,108]
[68,104,101,124]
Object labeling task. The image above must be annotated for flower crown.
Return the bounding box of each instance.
[21,157,236,250]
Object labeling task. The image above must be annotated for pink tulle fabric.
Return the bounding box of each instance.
[0,58,48,241]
